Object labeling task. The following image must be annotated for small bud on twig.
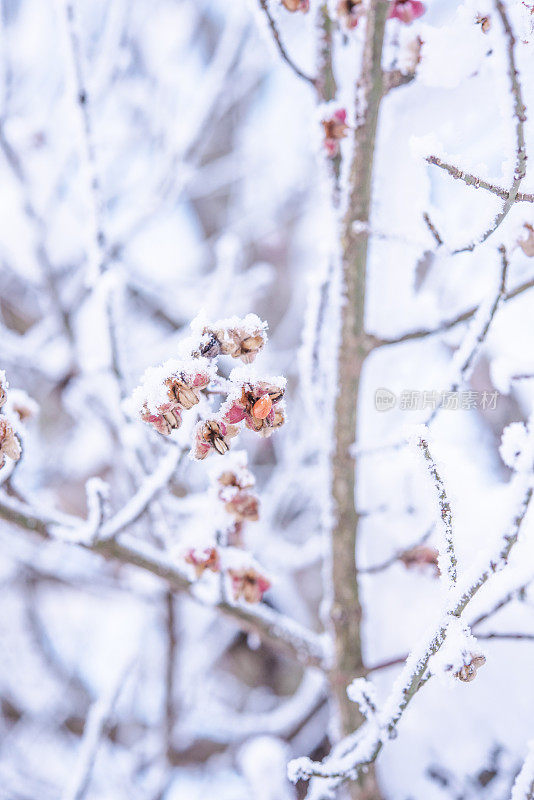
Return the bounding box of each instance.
[321,109,349,158]
[388,0,426,24]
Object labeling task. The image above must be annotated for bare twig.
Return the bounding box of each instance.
[426,155,534,203]
[451,0,527,254]
[422,211,443,246]
[61,659,132,800]
[64,0,107,282]
[164,591,178,758]
[476,632,534,640]
[257,0,317,87]
[376,274,534,347]
[357,525,433,575]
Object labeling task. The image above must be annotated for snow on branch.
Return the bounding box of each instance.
[376,274,534,347]
[512,741,534,800]
[426,155,534,204]
[452,0,528,254]
[288,477,533,789]
[61,657,133,800]
[0,492,328,669]
[414,431,456,586]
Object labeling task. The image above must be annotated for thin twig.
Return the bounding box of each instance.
[64,0,107,282]
[164,591,177,759]
[422,211,443,246]
[476,632,534,640]
[257,0,317,87]
[376,274,534,347]
[357,525,434,575]
[290,482,533,785]
[426,155,534,203]
[416,435,456,586]
[61,659,132,800]
[452,0,528,254]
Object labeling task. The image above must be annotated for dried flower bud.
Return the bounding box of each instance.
[216,329,266,364]
[228,567,271,603]
[281,0,309,11]
[404,34,424,71]
[518,223,534,257]
[388,0,426,23]
[223,379,286,438]
[400,545,439,575]
[220,486,260,522]
[337,0,364,29]
[184,546,220,578]
[475,13,491,32]
[165,379,200,410]
[140,405,182,436]
[193,418,239,460]
[322,109,349,158]
[194,315,267,364]
[0,418,21,469]
[131,358,212,435]
[218,469,255,490]
[454,653,486,682]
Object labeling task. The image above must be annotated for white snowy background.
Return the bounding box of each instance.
[0,0,533,798]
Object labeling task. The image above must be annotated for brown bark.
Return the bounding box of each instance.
[329,2,388,797]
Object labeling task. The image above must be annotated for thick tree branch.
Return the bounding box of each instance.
[0,493,327,670]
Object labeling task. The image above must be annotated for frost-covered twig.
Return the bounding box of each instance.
[257,0,317,87]
[469,580,532,628]
[289,480,533,785]
[357,524,433,574]
[63,0,107,283]
[426,155,534,203]
[61,658,133,800]
[453,0,527,254]
[97,445,184,541]
[422,211,443,246]
[0,123,75,344]
[164,591,178,757]
[476,632,534,641]
[0,492,327,669]
[377,274,534,346]
[511,741,534,800]
[415,434,456,586]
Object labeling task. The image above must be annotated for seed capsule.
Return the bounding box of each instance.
[252,395,272,420]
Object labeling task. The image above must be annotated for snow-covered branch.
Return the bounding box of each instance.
[512,741,534,800]
[0,492,327,669]
[415,434,456,586]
